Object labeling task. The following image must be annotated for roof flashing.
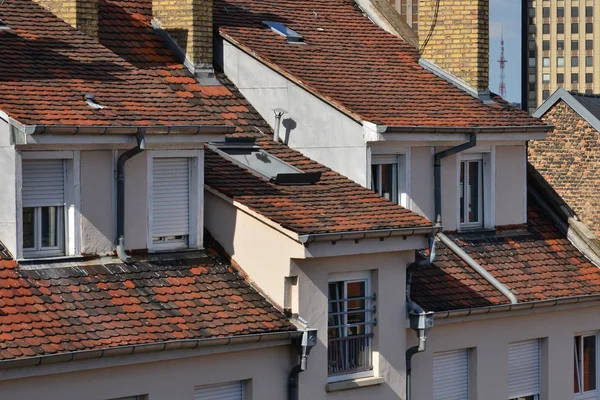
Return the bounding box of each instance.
[262,21,305,44]
[209,141,321,185]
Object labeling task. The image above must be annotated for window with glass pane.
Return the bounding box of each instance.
[22,159,66,258]
[328,278,374,380]
[371,157,398,203]
[460,159,483,229]
[572,7,579,17]
[557,24,564,34]
[575,334,597,395]
[573,40,580,50]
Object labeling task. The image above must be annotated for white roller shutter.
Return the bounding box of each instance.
[509,339,540,399]
[434,349,469,400]
[152,158,190,237]
[194,381,243,400]
[22,159,65,207]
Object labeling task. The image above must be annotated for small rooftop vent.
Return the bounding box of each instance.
[84,93,106,110]
[262,21,304,44]
[210,140,321,185]
[0,19,9,30]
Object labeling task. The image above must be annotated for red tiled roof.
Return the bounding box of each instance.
[205,137,434,235]
[215,0,545,128]
[0,246,294,362]
[410,197,600,312]
[0,0,253,130]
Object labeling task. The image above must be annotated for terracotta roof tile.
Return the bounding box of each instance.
[0,246,294,361]
[214,0,545,128]
[411,196,600,312]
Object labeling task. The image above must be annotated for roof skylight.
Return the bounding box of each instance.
[210,140,321,185]
[262,21,304,44]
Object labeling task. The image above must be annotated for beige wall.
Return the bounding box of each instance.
[495,145,527,226]
[293,251,415,399]
[80,150,113,255]
[124,150,148,250]
[410,146,434,219]
[0,344,293,400]
[409,305,600,400]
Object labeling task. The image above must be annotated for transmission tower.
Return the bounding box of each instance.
[498,25,507,98]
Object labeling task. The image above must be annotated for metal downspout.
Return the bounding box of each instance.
[116,132,146,264]
[434,134,477,226]
[437,232,518,304]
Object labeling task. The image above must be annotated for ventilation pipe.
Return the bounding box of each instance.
[116,131,146,264]
[434,134,477,226]
[273,108,288,142]
[288,328,317,400]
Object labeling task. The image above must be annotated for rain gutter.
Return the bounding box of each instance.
[0,331,301,370]
[20,124,236,135]
[377,125,552,134]
[434,293,600,319]
[298,225,442,244]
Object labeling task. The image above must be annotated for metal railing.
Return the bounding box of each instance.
[328,333,373,375]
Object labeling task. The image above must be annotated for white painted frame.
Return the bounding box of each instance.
[17,151,81,259]
[146,150,203,252]
[368,151,411,208]
[574,332,600,400]
[457,147,496,231]
[327,271,374,383]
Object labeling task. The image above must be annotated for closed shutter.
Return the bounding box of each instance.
[434,349,469,400]
[508,339,540,398]
[22,159,65,207]
[152,158,190,237]
[194,381,243,400]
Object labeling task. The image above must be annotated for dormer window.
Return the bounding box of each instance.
[458,152,494,231]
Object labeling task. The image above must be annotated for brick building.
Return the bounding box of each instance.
[530,87,600,237]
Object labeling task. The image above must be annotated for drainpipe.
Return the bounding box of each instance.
[288,328,317,400]
[434,134,477,226]
[406,272,434,400]
[116,131,146,264]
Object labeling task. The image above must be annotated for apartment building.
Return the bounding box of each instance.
[523,0,600,112]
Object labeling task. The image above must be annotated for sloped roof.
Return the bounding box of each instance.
[534,88,600,134]
[410,196,600,312]
[205,136,435,235]
[215,0,546,128]
[0,244,294,362]
[0,0,237,129]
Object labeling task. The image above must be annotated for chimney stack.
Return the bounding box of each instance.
[33,0,98,39]
[418,0,489,93]
[152,0,215,82]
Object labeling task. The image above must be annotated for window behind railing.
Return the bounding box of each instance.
[328,276,376,381]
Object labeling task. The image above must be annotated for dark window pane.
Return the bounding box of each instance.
[41,206,59,248]
[573,40,580,50]
[586,6,593,17]
[558,7,565,17]
[573,57,580,67]
[572,73,579,83]
[468,161,480,223]
[370,165,379,193]
[558,40,565,50]
[543,7,550,17]
[586,23,593,34]
[543,90,550,100]
[460,162,465,223]
[380,164,395,201]
[586,89,594,94]
[572,23,579,34]
[586,56,593,67]
[543,40,550,50]
[584,336,597,391]
[556,24,563,34]
[576,336,582,393]
[587,40,594,50]
[572,6,579,17]
[22,207,35,249]
[557,73,564,83]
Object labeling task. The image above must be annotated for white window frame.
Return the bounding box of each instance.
[17,151,81,259]
[369,151,410,208]
[146,150,203,252]
[327,271,375,383]
[457,149,495,231]
[574,332,599,400]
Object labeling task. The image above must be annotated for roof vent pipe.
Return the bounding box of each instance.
[273,108,288,143]
[116,131,146,264]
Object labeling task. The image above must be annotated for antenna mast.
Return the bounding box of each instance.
[498,25,507,98]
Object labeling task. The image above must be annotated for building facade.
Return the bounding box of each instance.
[523,0,600,112]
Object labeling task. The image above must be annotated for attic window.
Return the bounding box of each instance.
[210,140,321,185]
[262,21,305,44]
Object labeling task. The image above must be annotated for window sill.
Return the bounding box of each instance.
[326,376,385,392]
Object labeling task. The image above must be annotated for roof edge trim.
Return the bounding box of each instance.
[298,225,442,244]
[418,58,479,98]
[377,125,553,134]
[0,331,301,370]
[21,125,236,136]
[433,293,600,320]
[533,87,600,134]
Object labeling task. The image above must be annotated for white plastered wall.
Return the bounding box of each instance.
[220,40,368,186]
[495,145,527,226]
[80,150,113,255]
[409,305,600,400]
[293,251,415,399]
[0,344,292,400]
[0,119,17,256]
